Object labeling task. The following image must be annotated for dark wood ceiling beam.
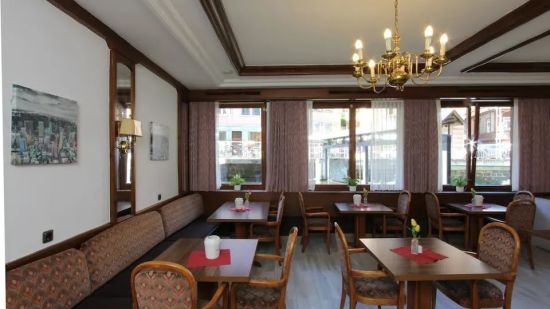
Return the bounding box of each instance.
[467,62,550,72]
[447,0,550,61]
[47,0,189,95]
[462,29,550,72]
[200,0,245,73]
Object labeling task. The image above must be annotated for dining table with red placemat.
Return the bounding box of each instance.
[444,202,507,250]
[361,237,505,309]
[334,202,394,247]
[207,201,270,238]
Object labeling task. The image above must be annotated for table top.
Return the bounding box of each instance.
[360,237,505,281]
[445,202,507,215]
[207,201,270,223]
[335,202,394,214]
[155,238,259,282]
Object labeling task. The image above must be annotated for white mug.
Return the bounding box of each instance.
[353,194,362,206]
[204,235,221,259]
[472,195,484,206]
[235,197,244,208]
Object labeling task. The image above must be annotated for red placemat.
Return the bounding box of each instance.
[186,249,231,268]
[464,203,488,209]
[230,207,251,212]
[390,246,448,264]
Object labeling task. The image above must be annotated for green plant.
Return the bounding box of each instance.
[409,218,421,238]
[244,191,252,201]
[363,188,369,199]
[470,188,477,198]
[229,173,245,186]
[452,175,467,187]
[344,176,360,186]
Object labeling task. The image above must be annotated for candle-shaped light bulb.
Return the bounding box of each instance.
[354,39,364,59]
[383,28,392,51]
[368,59,376,78]
[424,25,433,50]
[352,53,360,63]
[439,33,448,56]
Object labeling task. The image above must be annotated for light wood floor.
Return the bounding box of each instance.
[251,233,550,309]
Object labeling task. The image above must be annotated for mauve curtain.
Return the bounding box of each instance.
[189,102,217,191]
[266,101,309,192]
[518,98,550,192]
[404,99,439,192]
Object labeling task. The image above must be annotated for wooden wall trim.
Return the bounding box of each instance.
[466,62,550,73]
[46,0,189,95]
[447,0,550,62]
[462,29,550,72]
[189,86,550,101]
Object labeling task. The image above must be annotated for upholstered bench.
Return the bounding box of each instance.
[160,193,218,240]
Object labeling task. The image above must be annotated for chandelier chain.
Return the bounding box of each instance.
[394,0,399,37]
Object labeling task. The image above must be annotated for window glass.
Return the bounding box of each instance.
[440,107,468,185]
[309,108,349,184]
[217,107,263,184]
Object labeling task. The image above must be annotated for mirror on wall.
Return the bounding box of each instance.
[110,53,136,223]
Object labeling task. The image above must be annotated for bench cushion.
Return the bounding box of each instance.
[160,194,204,237]
[81,212,165,291]
[6,248,91,309]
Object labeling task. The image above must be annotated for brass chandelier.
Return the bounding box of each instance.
[351,0,450,93]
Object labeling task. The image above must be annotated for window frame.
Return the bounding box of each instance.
[440,99,513,192]
[217,102,267,190]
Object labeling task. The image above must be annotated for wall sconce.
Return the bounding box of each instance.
[117,118,142,154]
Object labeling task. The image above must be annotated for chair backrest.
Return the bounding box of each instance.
[477,222,520,276]
[275,194,286,225]
[424,192,441,224]
[297,192,307,219]
[334,222,353,294]
[131,261,197,309]
[280,227,299,282]
[514,191,535,202]
[505,199,536,238]
[397,190,411,216]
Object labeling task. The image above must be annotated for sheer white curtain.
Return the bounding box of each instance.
[368,99,404,190]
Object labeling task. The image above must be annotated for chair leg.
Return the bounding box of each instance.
[527,237,535,269]
[339,277,346,309]
[349,297,356,309]
[275,236,281,257]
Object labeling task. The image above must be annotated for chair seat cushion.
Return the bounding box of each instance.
[353,276,399,300]
[442,218,465,226]
[234,283,281,309]
[435,280,503,307]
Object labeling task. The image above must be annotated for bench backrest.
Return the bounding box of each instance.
[160,194,204,237]
[80,211,165,291]
[6,248,91,309]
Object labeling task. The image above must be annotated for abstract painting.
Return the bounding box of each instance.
[150,122,169,161]
[10,84,78,165]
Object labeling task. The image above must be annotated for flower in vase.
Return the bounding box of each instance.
[410,218,421,238]
[244,191,252,201]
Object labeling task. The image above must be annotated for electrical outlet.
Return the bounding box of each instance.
[158,194,162,201]
[42,230,53,243]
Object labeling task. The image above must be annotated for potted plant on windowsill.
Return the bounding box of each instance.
[344,176,360,192]
[229,173,245,191]
[452,176,467,192]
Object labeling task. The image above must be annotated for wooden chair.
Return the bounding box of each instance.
[382,190,411,237]
[514,190,535,202]
[131,261,226,309]
[269,191,285,215]
[250,193,285,255]
[434,222,520,309]
[425,192,469,248]
[298,192,331,254]
[231,227,299,309]
[334,222,405,309]
[490,199,536,269]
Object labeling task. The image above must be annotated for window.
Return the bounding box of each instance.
[217,103,266,188]
[440,100,513,188]
[308,101,403,189]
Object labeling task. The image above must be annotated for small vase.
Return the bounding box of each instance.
[456,186,464,192]
[244,199,250,207]
[204,235,221,259]
[234,184,241,191]
[411,237,420,255]
[349,186,357,192]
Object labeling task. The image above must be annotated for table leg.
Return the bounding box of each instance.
[407,281,435,309]
[354,215,366,247]
[234,223,248,239]
[468,216,483,251]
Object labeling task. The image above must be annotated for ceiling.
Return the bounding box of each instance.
[75,0,550,89]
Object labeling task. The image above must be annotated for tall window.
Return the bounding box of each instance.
[308,101,403,189]
[440,100,513,188]
[217,103,266,188]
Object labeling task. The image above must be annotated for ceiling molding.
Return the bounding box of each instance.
[462,29,550,72]
[142,0,224,84]
[47,0,189,94]
[467,62,550,73]
[447,0,550,62]
[240,65,353,76]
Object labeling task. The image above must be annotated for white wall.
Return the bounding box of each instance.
[2,0,110,262]
[134,65,179,211]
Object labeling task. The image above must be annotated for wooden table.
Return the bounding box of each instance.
[445,202,507,249]
[155,238,259,283]
[361,237,504,309]
[207,201,270,238]
[335,202,394,246]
